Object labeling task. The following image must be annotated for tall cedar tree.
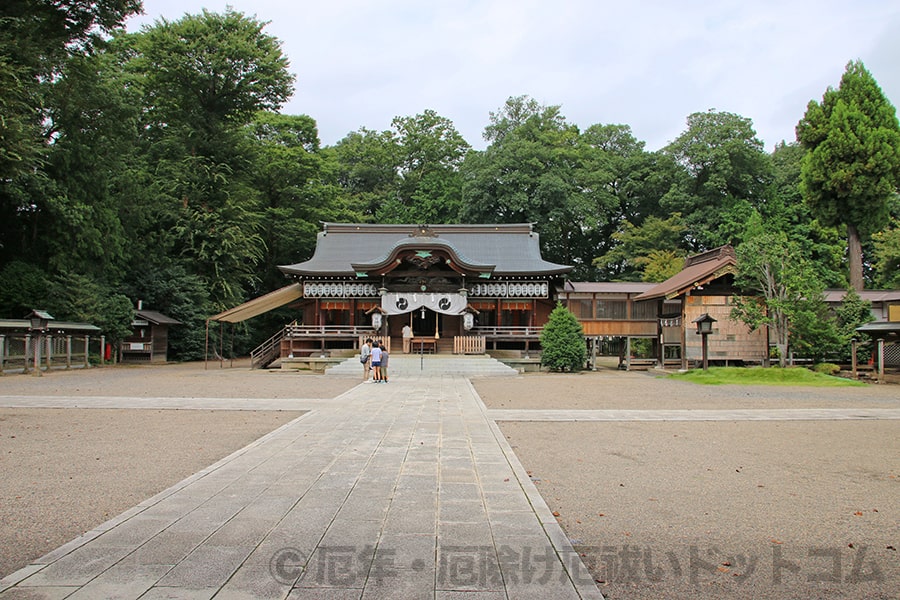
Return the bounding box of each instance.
[540,303,587,372]
[796,60,900,290]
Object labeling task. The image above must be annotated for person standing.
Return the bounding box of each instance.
[402,323,413,353]
[370,340,383,383]
[379,346,389,383]
[360,338,372,382]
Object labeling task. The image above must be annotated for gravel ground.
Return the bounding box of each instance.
[474,371,900,600]
[1,363,897,600]
[0,408,303,578]
[0,361,357,579]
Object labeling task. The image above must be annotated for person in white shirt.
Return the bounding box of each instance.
[360,338,372,382]
[370,340,383,382]
[402,324,413,353]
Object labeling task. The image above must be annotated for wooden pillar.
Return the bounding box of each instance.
[680,295,688,370]
[701,332,710,370]
[100,335,106,366]
[66,335,72,369]
[45,334,53,371]
[877,338,885,383]
[851,338,858,379]
[33,334,41,376]
[0,335,4,374]
[84,336,90,368]
[23,335,31,374]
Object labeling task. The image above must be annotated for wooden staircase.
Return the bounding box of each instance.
[250,328,284,369]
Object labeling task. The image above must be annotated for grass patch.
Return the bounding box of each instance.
[668,366,866,387]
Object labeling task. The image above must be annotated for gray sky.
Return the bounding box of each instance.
[126,0,900,152]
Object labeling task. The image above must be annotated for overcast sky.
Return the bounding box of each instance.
[126,1,900,152]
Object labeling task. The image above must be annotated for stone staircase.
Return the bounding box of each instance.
[324,354,520,378]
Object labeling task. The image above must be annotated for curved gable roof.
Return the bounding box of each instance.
[350,237,496,276]
[279,223,572,278]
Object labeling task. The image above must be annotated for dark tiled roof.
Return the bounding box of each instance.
[824,289,900,303]
[558,281,657,294]
[350,237,495,274]
[279,223,573,277]
[135,310,181,325]
[0,319,101,333]
[634,246,737,300]
[856,321,900,335]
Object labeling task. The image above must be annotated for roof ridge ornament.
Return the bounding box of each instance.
[410,224,439,238]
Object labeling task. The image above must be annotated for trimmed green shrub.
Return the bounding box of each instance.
[811,362,841,376]
[540,303,587,372]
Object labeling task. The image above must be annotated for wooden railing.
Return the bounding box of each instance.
[454,335,485,354]
[250,327,285,369]
[471,326,543,337]
[286,324,376,337]
[0,333,93,373]
[253,324,542,363]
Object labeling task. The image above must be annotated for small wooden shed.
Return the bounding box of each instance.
[120,307,181,363]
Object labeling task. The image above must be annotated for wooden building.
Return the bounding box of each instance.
[634,245,769,368]
[0,312,101,372]
[212,225,900,371]
[214,223,573,368]
[120,307,181,363]
[555,281,679,368]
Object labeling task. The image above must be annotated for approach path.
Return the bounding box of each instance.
[0,373,603,599]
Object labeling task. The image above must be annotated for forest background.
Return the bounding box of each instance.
[1,2,899,361]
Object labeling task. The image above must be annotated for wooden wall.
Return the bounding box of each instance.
[683,295,767,363]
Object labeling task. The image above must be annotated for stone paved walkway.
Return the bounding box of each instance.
[487,407,900,422]
[0,376,603,600]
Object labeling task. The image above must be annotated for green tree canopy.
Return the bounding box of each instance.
[872,218,900,288]
[661,110,773,250]
[593,213,687,281]
[575,124,676,280]
[765,142,846,287]
[134,8,293,135]
[332,127,400,217]
[0,0,142,180]
[797,60,900,290]
[731,216,840,365]
[378,110,470,224]
[123,9,296,310]
[461,97,595,278]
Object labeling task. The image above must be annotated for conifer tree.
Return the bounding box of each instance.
[540,303,587,372]
[797,60,900,290]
